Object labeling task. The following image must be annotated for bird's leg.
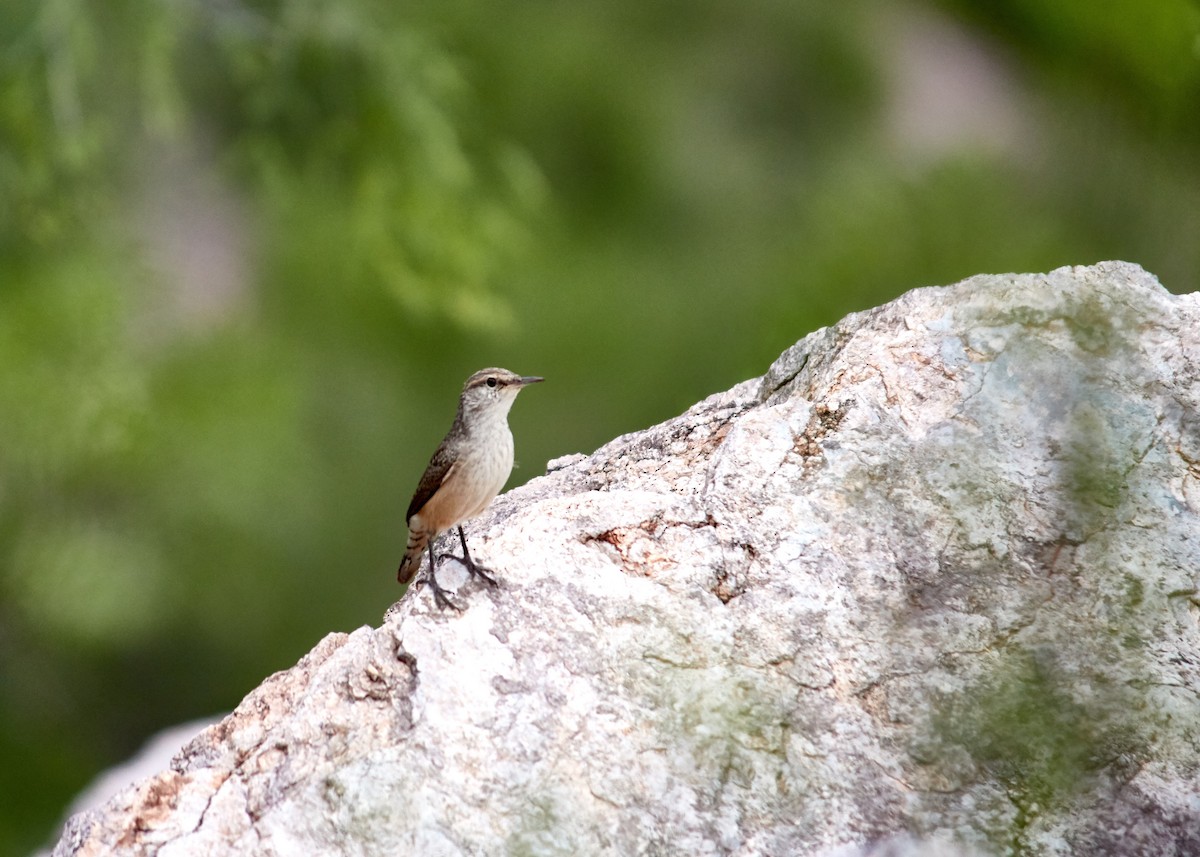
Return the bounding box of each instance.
[438,525,499,587]
[423,538,462,611]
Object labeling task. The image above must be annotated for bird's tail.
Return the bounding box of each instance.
[397,530,429,585]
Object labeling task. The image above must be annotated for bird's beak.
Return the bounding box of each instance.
[519,376,545,386]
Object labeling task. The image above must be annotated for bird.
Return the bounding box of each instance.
[397,367,543,609]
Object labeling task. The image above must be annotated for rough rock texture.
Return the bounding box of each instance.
[53,262,1200,856]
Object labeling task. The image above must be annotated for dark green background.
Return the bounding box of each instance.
[2,0,1198,852]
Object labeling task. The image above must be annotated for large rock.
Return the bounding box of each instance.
[53,262,1200,856]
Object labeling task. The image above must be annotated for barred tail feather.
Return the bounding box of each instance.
[397,531,429,585]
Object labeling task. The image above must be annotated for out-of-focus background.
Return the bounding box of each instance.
[2,0,1197,852]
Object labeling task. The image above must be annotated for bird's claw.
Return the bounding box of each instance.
[422,572,463,612]
[437,553,499,587]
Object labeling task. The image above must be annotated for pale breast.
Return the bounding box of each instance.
[458,426,515,519]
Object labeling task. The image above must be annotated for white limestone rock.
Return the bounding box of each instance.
[53,262,1200,856]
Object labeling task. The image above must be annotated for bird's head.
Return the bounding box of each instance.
[460,367,543,422]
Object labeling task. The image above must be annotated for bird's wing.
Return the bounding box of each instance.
[406,444,458,523]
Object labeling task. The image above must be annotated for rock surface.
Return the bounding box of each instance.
[53,262,1200,856]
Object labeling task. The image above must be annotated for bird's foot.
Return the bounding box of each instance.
[437,552,499,587]
[423,571,463,612]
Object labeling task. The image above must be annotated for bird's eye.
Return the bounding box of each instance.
[486,377,498,388]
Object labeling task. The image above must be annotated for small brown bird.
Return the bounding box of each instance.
[397,368,543,609]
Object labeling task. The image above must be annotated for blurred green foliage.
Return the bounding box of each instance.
[1,0,1198,852]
